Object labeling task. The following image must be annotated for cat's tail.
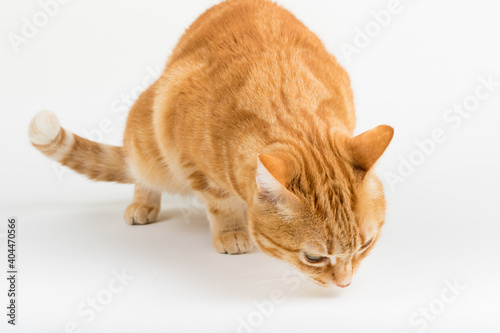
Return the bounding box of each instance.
[29,110,134,184]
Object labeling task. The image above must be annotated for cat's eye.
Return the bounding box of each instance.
[304,252,324,263]
[360,239,373,251]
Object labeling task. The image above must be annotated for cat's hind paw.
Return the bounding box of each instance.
[124,203,160,225]
[213,231,254,254]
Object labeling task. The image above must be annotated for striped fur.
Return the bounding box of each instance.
[29,0,394,287]
[29,111,133,184]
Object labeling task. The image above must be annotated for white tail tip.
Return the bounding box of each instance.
[29,110,61,145]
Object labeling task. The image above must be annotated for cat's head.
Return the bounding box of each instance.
[247,125,394,288]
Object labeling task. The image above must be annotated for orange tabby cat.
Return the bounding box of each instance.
[29,0,393,288]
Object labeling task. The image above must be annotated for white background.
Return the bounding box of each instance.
[1,0,500,332]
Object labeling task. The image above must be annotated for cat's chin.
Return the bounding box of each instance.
[312,280,330,288]
[307,278,334,288]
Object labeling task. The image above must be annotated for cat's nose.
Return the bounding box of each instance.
[336,282,351,288]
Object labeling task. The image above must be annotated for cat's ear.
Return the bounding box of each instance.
[256,154,300,204]
[349,125,394,171]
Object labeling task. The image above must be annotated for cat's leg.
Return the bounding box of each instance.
[124,183,162,225]
[201,194,254,254]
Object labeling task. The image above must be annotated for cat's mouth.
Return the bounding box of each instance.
[308,276,352,288]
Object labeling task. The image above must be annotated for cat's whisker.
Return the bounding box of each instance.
[249,278,286,288]
[361,207,375,227]
[310,229,327,244]
[222,270,285,281]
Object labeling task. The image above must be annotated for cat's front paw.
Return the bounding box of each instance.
[213,231,255,254]
[124,203,160,225]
